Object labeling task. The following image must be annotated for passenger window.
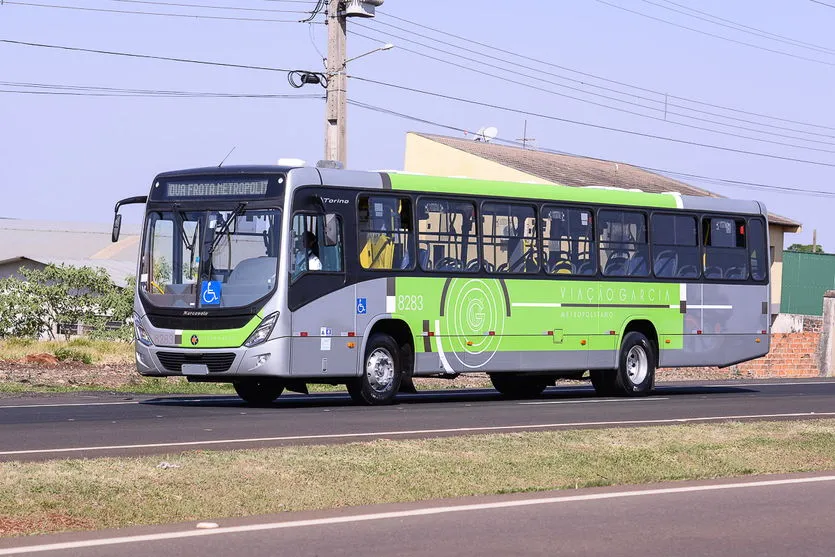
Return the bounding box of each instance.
[651,214,699,279]
[599,210,649,277]
[540,207,595,276]
[703,217,748,280]
[748,218,768,281]
[482,203,539,273]
[291,213,343,281]
[358,196,414,270]
[417,198,478,272]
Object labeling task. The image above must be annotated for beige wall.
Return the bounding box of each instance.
[405,133,550,184]
[405,133,797,314]
[770,225,789,312]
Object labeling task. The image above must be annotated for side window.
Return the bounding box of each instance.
[651,214,699,279]
[703,217,748,280]
[358,196,414,270]
[541,206,595,276]
[748,218,768,281]
[482,203,539,273]
[291,213,343,281]
[417,198,478,272]
[599,210,649,277]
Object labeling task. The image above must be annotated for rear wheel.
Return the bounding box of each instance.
[348,334,402,405]
[233,378,285,405]
[615,331,656,396]
[489,373,548,399]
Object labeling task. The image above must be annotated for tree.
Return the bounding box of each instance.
[787,243,824,254]
[0,264,134,341]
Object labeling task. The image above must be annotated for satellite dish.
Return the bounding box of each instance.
[475,126,499,142]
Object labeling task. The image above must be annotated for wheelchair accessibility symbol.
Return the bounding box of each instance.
[201,281,222,306]
[356,298,367,315]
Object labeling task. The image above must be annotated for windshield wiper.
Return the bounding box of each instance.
[209,202,247,255]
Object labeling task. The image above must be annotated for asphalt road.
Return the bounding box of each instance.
[2,379,835,461]
[1,472,833,556]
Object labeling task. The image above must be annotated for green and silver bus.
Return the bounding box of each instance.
[112,163,770,405]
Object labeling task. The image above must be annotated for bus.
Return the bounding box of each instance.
[112,162,770,405]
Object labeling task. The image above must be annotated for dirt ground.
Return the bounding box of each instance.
[0,358,747,392]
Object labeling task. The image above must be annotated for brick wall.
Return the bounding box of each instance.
[660,321,822,380]
[730,332,821,378]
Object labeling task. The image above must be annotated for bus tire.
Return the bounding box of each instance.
[590,370,618,396]
[489,373,548,399]
[615,331,656,396]
[233,379,284,405]
[348,334,402,405]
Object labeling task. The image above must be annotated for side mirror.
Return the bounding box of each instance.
[324,214,339,247]
[112,214,123,243]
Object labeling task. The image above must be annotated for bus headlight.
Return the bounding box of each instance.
[244,312,278,348]
[134,313,154,347]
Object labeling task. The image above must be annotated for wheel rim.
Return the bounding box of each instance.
[625,345,648,385]
[366,348,395,393]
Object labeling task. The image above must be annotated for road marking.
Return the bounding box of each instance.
[2,475,834,555]
[519,397,669,405]
[2,411,834,457]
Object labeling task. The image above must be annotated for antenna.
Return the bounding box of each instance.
[475,126,498,142]
[218,146,236,168]
[517,120,535,149]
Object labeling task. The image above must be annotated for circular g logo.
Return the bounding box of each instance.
[442,278,508,369]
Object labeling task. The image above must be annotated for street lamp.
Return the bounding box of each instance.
[343,43,394,67]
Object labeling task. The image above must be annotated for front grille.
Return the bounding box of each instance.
[157,352,236,373]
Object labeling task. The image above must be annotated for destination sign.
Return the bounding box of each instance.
[166,179,269,198]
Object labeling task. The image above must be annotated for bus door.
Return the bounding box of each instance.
[288,189,356,377]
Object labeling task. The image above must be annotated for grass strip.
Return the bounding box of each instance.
[2,419,835,537]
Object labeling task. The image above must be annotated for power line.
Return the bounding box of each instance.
[643,0,835,56]
[367,17,835,142]
[374,10,835,134]
[348,98,835,198]
[0,39,295,72]
[810,0,835,8]
[349,75,835,169]
[0,81,323,99]
[110,0,312,14]
[594,0,835,67]
[1,1,313,23]
[354,24,835,153]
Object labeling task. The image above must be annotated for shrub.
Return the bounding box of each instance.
[53,347,94,365]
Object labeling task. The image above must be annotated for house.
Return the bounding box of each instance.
[403,132,802,315]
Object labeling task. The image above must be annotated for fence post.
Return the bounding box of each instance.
[820,291,835,377]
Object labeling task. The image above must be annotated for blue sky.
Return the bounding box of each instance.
[1,0,833,248]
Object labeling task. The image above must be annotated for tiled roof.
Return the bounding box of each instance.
[0,219,141,263]
[0,256,135,286]
[413,133,800,228]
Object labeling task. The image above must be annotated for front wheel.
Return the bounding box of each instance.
[233,378,285,405]
[615,332,656,396]
[348,334,403,405]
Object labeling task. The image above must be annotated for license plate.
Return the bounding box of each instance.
[182,363,209,375]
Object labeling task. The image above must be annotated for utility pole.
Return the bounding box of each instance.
[324,0,348,165]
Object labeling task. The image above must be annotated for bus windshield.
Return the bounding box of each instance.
[140,208,281,309]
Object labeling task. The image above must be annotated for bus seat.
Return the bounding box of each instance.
[653,250,677,278]
[627,254,648,276]
[418,248,430,270]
